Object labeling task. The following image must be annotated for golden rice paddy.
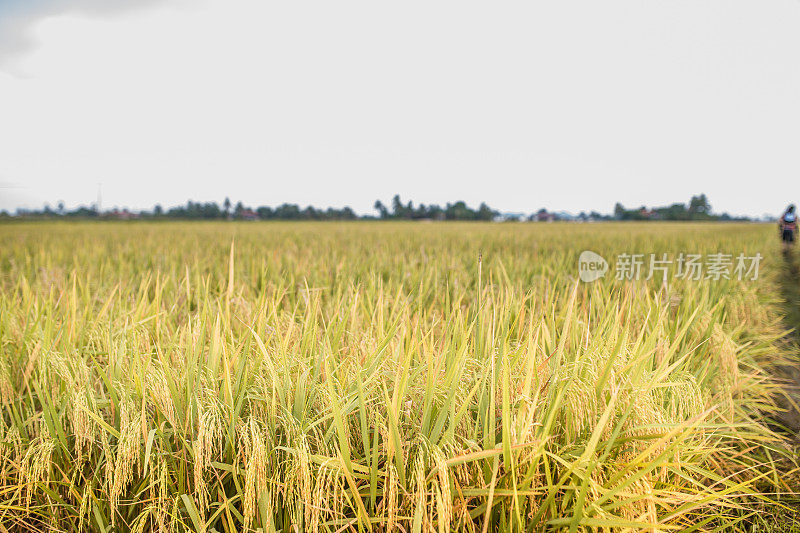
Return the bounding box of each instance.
[0,221,798,532]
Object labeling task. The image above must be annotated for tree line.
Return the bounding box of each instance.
[3,193,755,222]
[612,194,749,221]
[372,195,497,220]
[7,195,500,221]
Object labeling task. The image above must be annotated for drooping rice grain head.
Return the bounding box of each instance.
[619,381,668,460]
[100,428,113,494]
[660,372,704,424]
[712,323,741,396]
[654,337,671,368]
[561,362,599,438]
[78,485,90,532]
[193,399,222,516]
[616,476,657,523]
[170,494,180,533]
[243,417,268,529]
[157,459,170,533]
[433,446,452,533]
[111,401,143,522]
[310,465,327,533]
[192,438,208,517]
[298,435,313,528]
[0,356,13,404]
[695,311,713,339]
[147,366,177,429]
[69,389,96,466]
[130,506,153,533]
[386,462,398,531]
[0,424,21,480]
[20,425,55,509]
[412,442,430,531]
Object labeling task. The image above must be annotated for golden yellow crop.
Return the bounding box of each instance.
[0,221,796,531]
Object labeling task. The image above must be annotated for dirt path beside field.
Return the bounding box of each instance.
[774,249,800,436]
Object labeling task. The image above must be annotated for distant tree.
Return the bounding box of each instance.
[7,194,678,223]
[612,194,717,221]
[374,200,389,219]
[274,203,301,219]
[445,201,471,220]
[653,203,688,221]
[370,195,499,221]
[391,195,405,218]
[688,194,710,216]
[69,206,98,217]
[476,202,496,221]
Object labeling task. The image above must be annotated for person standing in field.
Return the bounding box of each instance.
[779,204,798,247]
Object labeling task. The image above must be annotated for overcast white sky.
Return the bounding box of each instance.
[0,0,798,217]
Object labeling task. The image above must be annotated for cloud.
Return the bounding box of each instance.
[0,0,168,67]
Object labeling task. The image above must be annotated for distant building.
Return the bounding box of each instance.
[494,212,525,222]
[109,209,138,220]
[638,208,661,220]
[535,209,556,222]
[240,209,259,221]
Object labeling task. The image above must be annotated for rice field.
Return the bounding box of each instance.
[0,221,798,532]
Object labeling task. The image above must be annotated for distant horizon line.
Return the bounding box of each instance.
[2,193,777,222]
